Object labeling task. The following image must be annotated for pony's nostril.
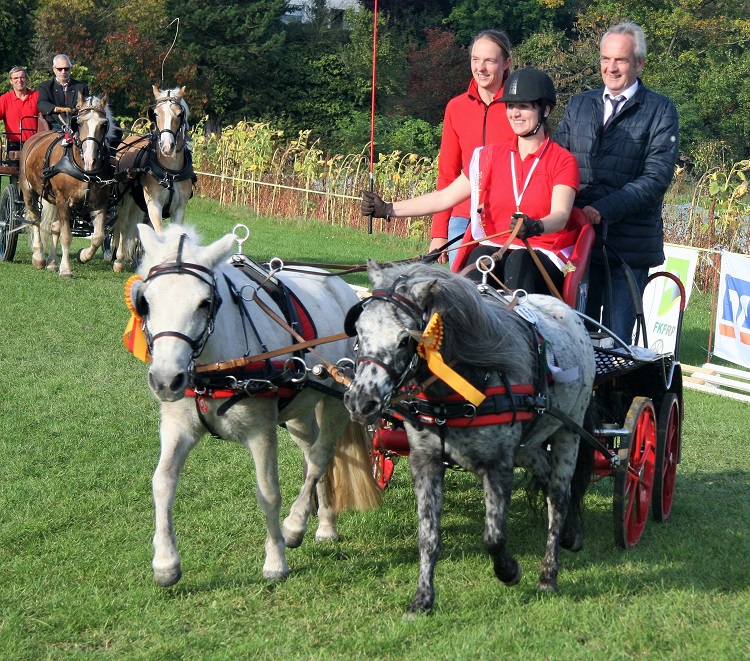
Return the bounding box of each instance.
[170,373,187,394]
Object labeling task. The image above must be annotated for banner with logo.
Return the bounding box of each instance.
[714,251,750,368]
[641,245,699,353]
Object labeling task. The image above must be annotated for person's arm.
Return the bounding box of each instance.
[511,185,576,237]
[36,82,56,116]
[431,106,462,239]
[362,174,471,219]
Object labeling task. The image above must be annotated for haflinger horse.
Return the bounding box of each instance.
[19,94,116,277]
[129,223,381,586]
[111,85,195,272]
[344,260,596,616]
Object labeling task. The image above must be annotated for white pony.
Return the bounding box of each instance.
[130,224,381,585]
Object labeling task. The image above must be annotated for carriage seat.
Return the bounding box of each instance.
[450,211,595,311]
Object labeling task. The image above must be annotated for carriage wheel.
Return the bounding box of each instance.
[653,393,681,522]
[102,232,115,262]
[0,184,21,262]
[372,447,397,490]
[370,425,398,489]
[613,397,657,549]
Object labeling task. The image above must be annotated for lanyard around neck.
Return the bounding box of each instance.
[511,137,550,211]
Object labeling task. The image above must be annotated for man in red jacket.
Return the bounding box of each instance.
[429,29,516,265]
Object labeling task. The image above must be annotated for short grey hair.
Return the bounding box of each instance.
[8,66,27,77]
[52,54,72,68]
[602,21,647,62]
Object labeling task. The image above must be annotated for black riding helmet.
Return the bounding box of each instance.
[500,67,556,136]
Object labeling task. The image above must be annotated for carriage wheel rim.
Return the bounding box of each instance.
[654,394,680,521]
[614,397,657,548]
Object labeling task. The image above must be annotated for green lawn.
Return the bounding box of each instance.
[0,198,748,659]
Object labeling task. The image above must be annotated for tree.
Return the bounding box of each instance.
[164,0,289,133]
[400,29,468,125]
[0,0,38,77]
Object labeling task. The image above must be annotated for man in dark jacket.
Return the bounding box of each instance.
[37,54,89,131]
[555,21,678,342]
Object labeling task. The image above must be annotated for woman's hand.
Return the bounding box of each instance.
[361,191,393,219]
[510,212,544,238]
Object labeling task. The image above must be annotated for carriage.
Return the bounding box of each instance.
[0,111,120,265]
[367,223,685,551]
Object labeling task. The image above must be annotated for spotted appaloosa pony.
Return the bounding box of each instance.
[19,94,116,277]
[344,260,596,615]
[130,224,381,586]
[111,85,195,272]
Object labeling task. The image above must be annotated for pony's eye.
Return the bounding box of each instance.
[398,334,411,349]
[198,299,211,311]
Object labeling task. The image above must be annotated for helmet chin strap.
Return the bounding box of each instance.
[519,106,548,138]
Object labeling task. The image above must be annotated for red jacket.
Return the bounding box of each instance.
[431,78,515,238]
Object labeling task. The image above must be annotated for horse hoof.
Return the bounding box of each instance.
[153,566,182,587]
[76,248,88,263]
[495,559,522,586]
[561,532,584,553]
[59,272,73,279]
[282,525,305,549]
[315,527,340,543]
[537,581,558,593]
[262,567,289,581]
[32,259,45,269]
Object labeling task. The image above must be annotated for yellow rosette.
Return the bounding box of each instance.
[417,313,485,406]
[123,275,151,362]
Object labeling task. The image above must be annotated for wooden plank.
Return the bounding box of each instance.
[683,363,750,381]
[695,373,750,393]
[683,378,750,403]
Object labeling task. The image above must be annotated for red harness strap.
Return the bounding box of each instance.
[185,359,298,400]
[402,383,538,428]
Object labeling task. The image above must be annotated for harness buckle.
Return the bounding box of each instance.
[285,357,308,384]
[462,403,477,417]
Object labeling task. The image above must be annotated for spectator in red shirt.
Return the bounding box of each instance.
[429,29,516,266]
[0,66,39,150]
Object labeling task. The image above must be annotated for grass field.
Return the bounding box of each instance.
[0,198,748,659]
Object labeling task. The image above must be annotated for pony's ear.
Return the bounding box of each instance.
[203,233,237,269]
[137,223,160,256]
[152,84,161,100]
[366,259,384,288]
[176,86,186,100]
[411,278,438,309]
[100,93,108,107]
[76,91,84,108]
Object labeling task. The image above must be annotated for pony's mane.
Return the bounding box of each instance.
[382,262,535,382]
[79,95,118,142]
[154,87,190,120]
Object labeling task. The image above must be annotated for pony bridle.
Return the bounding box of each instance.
[140,234,222,362]
[349,278,426,392]
[74,108,109,164]
[151,97,186,145]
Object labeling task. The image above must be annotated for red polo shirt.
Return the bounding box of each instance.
[0,89,39,142]
[472,137,580,255]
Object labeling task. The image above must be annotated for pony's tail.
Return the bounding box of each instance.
[327,421,383,514]
[39,200,58,245]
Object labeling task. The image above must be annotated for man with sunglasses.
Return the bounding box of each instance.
[0,67,39,152]
[37,54,89,131]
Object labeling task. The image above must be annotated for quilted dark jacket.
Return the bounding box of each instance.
[554,81,678,268]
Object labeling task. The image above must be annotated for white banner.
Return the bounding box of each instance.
[641,245,699,353]
[713,251,750,368]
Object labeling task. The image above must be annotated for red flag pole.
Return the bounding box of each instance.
[368,0,379,234]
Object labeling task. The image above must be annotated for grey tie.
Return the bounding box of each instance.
[603,95,624,131]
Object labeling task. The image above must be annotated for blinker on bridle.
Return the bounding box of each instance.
[141,233,223,359]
